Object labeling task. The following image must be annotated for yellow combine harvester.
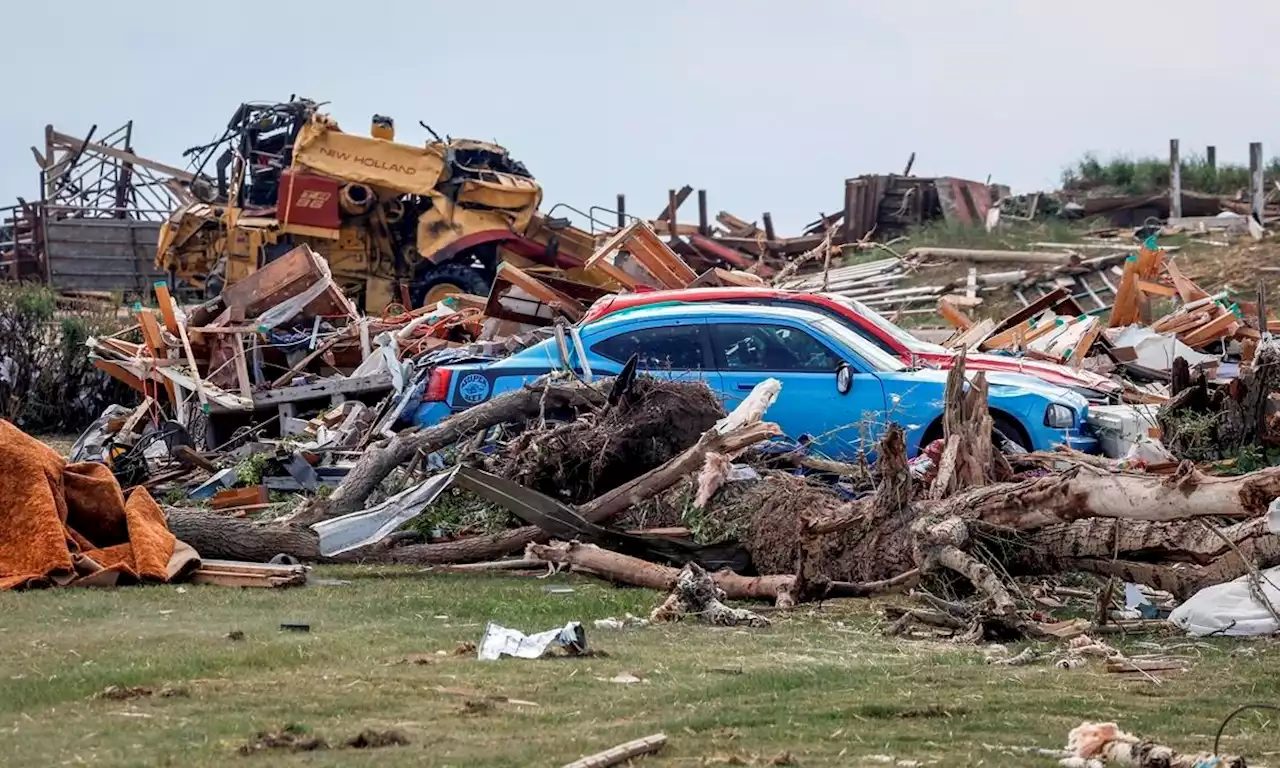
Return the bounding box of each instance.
[156,99,600,312]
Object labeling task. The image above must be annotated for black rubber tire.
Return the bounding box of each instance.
[991,413,1031,452]
[410,262,493,308]
[919,411,1031,455]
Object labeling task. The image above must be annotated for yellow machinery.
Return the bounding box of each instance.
[156,100,600,312]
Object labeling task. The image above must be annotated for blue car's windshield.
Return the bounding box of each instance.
[822,295,949,355]
[811,317,906,372]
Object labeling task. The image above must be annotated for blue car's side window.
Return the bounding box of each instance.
[710,324,840,372]
[591,325,706,370]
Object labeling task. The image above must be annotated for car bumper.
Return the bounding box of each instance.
[1057,432,1101,454]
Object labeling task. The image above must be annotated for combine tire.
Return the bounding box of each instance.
[410,262,493,308]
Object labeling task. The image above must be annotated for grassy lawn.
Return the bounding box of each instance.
[2,569,1279,767]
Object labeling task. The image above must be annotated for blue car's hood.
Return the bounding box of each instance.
[876,368,1087,408]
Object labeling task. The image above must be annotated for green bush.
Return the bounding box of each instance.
[0,282,139,433]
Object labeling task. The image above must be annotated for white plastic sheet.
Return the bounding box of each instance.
[477,621,586,660]
[1168,565,1280,636]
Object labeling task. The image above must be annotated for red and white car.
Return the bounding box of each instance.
[582,287,1120,402]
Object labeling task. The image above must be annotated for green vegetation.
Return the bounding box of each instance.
[1063,152,1280,196]
[0,282,137,432]
[1,569,1277,766]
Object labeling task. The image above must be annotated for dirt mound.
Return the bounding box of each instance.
[491,377,724,504]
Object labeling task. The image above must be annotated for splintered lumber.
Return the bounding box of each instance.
[585,220,696,289]
[937,297,973,330]
[905,247,1073,265]
[190,559,307,588]
[1108,256,1141,327]
[1180,310,1238,348]
[561,733,668,768]
[944,318,994,351]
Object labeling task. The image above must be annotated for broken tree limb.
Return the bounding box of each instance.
[294,378,607,526]
[561,733,668,768]
[526,541,914,605]
[579,421,779,523]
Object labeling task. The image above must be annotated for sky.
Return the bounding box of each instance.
[2,0,1278,232]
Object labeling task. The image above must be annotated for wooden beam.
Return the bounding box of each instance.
[48,129,196,182]
[655,185,692,221]
[1169,138,1182,219]
[1250,141,1265,223]
[153,281,179,335]
[762,212,776,242]
[93,360,146,394]
[697,189,708,235]
[666,188,678,240]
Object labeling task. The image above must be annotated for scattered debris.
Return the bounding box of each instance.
[344,729,410,749]
[238,725,328,756]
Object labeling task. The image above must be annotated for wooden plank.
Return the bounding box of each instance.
[93,360,147,394]
[137,309,165,357]
[153,281,179,335]
[198,559,307,576]
[1138,280,1178,297]
[1067,319,1103,367]
[212,486,269,511]
[232,334,253,397]
[946,318,995,351]
[190,571,303,588]
[1181,311,1239,348]
[242,373,390,409]
[174,311,208,407]
[120,396,154,436]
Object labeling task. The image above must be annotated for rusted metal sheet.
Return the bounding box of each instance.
[934,177,993,227]
[45,219,164,293]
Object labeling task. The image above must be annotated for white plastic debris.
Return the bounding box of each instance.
[1168,565,1280,636]
[1268,497,1280,535]
[592,614,649,630]
[477,621,586,661]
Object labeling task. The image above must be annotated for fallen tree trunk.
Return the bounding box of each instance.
[166,509,320,561]
[294,378,607,526]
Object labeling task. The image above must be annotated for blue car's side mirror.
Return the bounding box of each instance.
[836,363,852,395]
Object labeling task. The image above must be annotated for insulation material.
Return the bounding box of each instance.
[0,420,199,589]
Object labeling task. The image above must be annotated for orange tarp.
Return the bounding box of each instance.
[0,420,199,590]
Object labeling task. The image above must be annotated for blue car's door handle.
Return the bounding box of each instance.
[735,382,761,391]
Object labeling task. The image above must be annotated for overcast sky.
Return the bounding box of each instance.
[2,0,1276,231]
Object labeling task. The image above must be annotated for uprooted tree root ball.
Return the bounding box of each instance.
[489,377,724,503]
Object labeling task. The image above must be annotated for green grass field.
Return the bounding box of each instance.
[2,569,1278,767]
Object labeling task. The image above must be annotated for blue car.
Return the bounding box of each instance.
[409,304,1099,459]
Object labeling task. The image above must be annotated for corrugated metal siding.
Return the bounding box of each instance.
[45,220,164,292]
